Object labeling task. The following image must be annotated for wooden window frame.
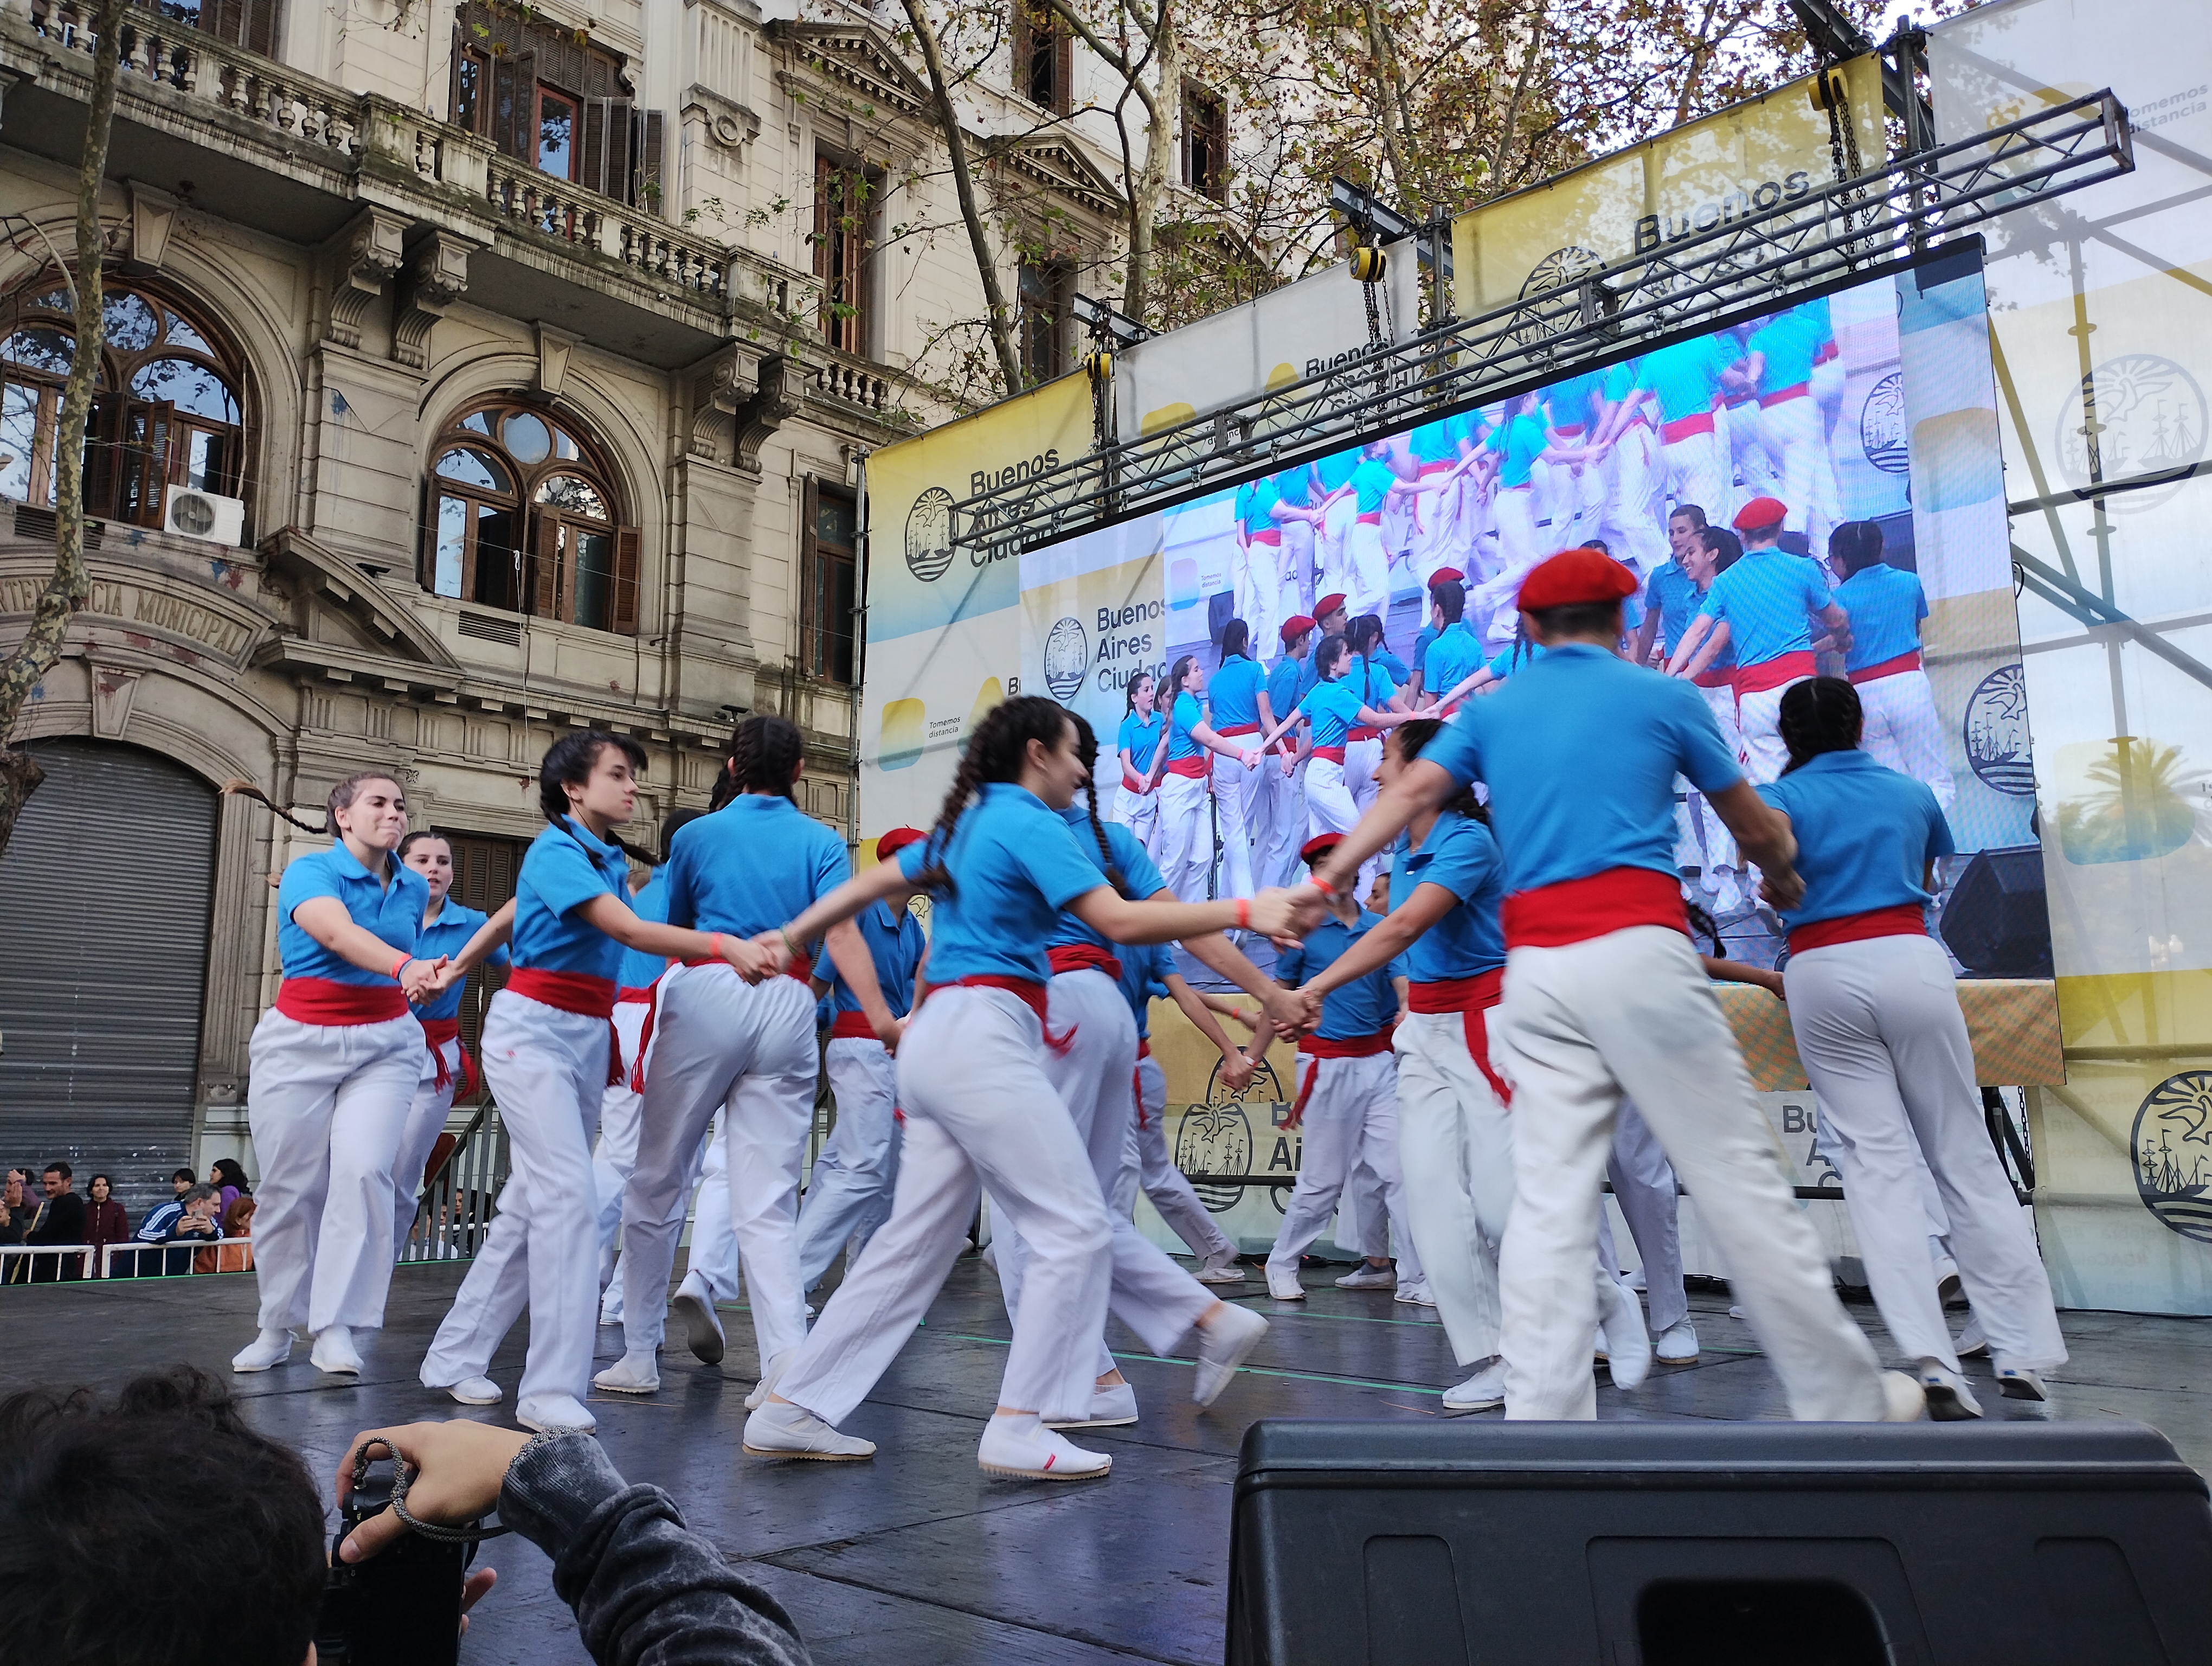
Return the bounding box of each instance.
[801,477,858,687]
[1181,81,1229,202]
[813,152,876,359]
[1018,257,1073,385]
[1009,1,1072,115]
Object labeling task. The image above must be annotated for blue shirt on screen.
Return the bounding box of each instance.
[1748,309,1823,393]
[1274,465,1315,509]
[1372,646,1412,686]
[1051,804,1166,951]
[1641,335,1737,423]
[1168,691,1206,761]
[1699,549,1834,666]
[1346,654,1397,715]
[511,819,630,981]
[899,784,1105,986]
[1422,644,1744,893]
[278,845,428,986]
[1546,370,1606,431]
[615,868,671,991]
[1209,654,1266,729]
[1485,640,1545,682]
[1235,475,1279,534]
[415,901,506,1020]
[665,795,849,939]
[1424,620,1485,697]
[1494,412,1548,489]
[1265,655,1303,730]
[1118,708,1166,777]
[1315,451,1360,494]
[1276,909,1404,1038]
[1388,811,1506,983]
[1756,751,1954,931]
[829,899,927,1020]
[1297,679,1364,750]
[1836,563,1927,671]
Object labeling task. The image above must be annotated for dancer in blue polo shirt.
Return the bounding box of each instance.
[1830,520,1953,809]
[1207,620,1271,902]
[1746,302,1841,554]
[1257,616,1317,889]
[1761,678,2063,1414]
[1113,669,1171,857]
[1295,549,1920,1423]
[1155,653,1265,906]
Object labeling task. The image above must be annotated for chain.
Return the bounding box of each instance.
[350,1437,513,1545]
[1823,69,1867,234]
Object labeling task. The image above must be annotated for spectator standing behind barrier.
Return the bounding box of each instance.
[211,1157,253,1219]
[121,1170,200,1277]
[0,1171,29,1247]
[83,1176,129,1277]
[20,1165,90,1283]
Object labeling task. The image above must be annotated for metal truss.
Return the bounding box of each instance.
[950,88,2134,562]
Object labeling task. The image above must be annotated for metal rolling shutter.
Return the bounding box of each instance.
[0,740,214,1219]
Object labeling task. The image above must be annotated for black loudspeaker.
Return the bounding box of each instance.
[1227,1421,2212,1666]
[1208,588,1236,645]
[1940,844,2054,977]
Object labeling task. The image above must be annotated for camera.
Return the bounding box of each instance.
[315,1452,473,1666]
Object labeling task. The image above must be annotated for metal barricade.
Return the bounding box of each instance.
[97,1239,254,1278]
[0,1244,94,1283]
[397,1102,509,1263]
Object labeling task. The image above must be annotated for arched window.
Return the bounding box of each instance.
[0,281,246,528]
[424,399,639,634]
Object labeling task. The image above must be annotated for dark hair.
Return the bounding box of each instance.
[1685,901,1722,954]
[1527,600,1624,640]
[396,829,449,864]
[1829,519,1886,576]
[1348,615,1387,704]
[537,732,654,863]
[1779,676,1864,773]
[1068,714,1125,892]
[660,806,704,860]
[171,1168,195,1186]
[912,696,1076,899]
[210,1158,250,1198]
[1699,526,1744,571]
[1165,654,1199,699]
[1314,634,1351,680]
[717,714,806,807]
[1669,503,1709,529]
[88,1173,112,1195]
[1220,618,1251,662]
[222,768,404,837]
[1123,669,1154,714]
[42,1162,69,1180]
[1583,537,1610,556]
[0,1366,326,1666]
[1431,578,1465,623]
[1392,719,1484,821]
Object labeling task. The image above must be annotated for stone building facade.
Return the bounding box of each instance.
[0,0,1139,1198]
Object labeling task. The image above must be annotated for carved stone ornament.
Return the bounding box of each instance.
[126,181,180,271]
[393,233,473,370]
[687,347,758,463]
[325,208,408,350]
[732,354,808,471]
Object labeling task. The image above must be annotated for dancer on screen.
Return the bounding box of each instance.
[1114,671,1171,858]
[1252,635,1409,845]
[1291,548,1922,1423]
[1829,521,1954,809]
[1155,655,1263,905]
[740,697,1300,1481]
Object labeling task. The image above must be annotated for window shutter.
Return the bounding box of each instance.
[449,25,468,125]
[1053,24,1072,114]
[812,152,833,283]
[612,524,641,635]
[632,111,665,216]
[1009,2,1033,94]
[245,0,278,58]
[418,477,433,592]
[532,510,559,619]
[495,48,537,163]
[582,97,633,198]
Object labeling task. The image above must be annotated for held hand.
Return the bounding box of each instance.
[1246,888,1307,940]
[1258,983,1307,1041]
[1218,1048,1256,1096]
[400,957,447,1002]
[335,1420,532,1567]
[1758,864,1806,913]
[1274,884,1328,938]
[1241,748,1262,770]
[874,1014,909,1054]
[747,931,794,980]
[1296,985,1324,1036]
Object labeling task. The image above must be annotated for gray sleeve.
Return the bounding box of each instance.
[500,1434,812,1666]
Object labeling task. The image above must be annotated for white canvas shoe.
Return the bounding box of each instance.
[1442,1359,1507,1415]
[743,1400,875,1460]
[1600,1283,1651,1391]
[231,1328,292,1374]
[977,1413,1111,1481]
[672,1277,725,1364]
[1996,1364,2050,1403]
[517,1395,595,1434]
[1045,1381,1140,1430]
[1654,1320,1700,1364]
[1954,1313,1989,1358]
[1393,1281,1437,1307]
[1335,1264,1395,1290]
[1265,1268,1307,1301]
[1918,1360,1984,1420]
[310,1327,363,1376]
[593,1355,660,1395]
[1193,1253,1248,1285]
[446,1376,501,1406]
[744,1349,793,1412]
[1192,1303,1269,1407]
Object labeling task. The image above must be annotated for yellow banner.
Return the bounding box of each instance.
[1451,55,1887,317]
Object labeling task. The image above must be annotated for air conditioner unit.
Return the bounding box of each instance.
[164,484,245,546]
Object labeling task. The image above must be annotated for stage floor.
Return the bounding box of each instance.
[4,1255,2207,1665]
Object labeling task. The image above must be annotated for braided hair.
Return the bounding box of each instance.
[538,731,655,863]
[1123,669,1154,716]
[1778,676,1863,774]
[712,714,805,810]
[1828,519,1885,576]
[1393,717,1486,822]
[1220,618,1251,662]
[1068,713,1126,892]
[1349,614,1385,706]
[1313,634,1351,681]
[221,768,402,836]
[910,695,1077,900]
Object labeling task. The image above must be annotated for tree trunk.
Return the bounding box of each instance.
[1360,0,1415,203]
[1120,0,1175,323]
[0,0,128,861]
[899,0,1024,394]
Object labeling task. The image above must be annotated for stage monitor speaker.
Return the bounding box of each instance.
[1226,1420,2211,1666]
[1940,843,2054,978]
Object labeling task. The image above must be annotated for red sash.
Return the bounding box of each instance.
[1048,944,1124,981]
[1787,904,1928,957]
[680,952,813,983]
[1166,755,1210,779]
[1217,723,1261,737]
[1408,969,1510,1106]
[1693,667,1735,689]
[1311,745,1347,764]
[1291,1030,1396,1120]
[1501,868,1687,951]
[1121,766,1153,793]
[935,975,1074,1055]
[829,1010,883,1040]
[1133,1037,1153,1126]
[639,951,813,1092]
[505,969,622,1086]
[1849,650,1922,684]
[274,978,408,1026]
[1355,510,1383,525]
[1250,528,1283,545]
[418,1016,481,1097]
[1418,458,1457,475]
[1759,382,1811,408]
[1733,651,1816,696]
[1661,412,1715,443]
[1347,726,1381,744]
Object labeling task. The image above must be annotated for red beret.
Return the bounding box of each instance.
[875,826,927,864]
[1516,548,1639,612]
[1732,496,1787,532]
[1315,592,1348,618]
[1428,567,1464,586]
[1279,614,1317,643]
[1300,833,1341,865]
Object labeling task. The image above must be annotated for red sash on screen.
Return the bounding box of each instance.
[1848,650,1922,684]
[1733,652,1816,696]
[1661,412,1715,443]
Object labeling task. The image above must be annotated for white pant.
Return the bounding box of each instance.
[1156,768,1214,904]
[1337,1159,1426,1284]
[1114,1053,1236,1263]
[778,986,1113,1426]
[1345,518,1390,619]
[1784,935,2065,1372]
[1600,423,1670,575]
[1857,669,1955,811]
[1304,755,1359,840]
[1607,1101,1687,1334]
[1490,926,1886,1420]
[1266,1054,1411,1278]
[391,1033,461,1259]
[1734,676,1808,784]
[1207,748,1259,901]
[1475,486,1542,642]
[1759,393,1838,553]
[798,1037,903,1289]
[1689,683,1746,872]
[1662,427,1727,525]
[1393,1010,1512,1367]
[1252,751,1301,893]
[592,1000,654,1289]
[247,1008,421,1335]
[1114,783,1161,860]
[1282,519,1317,619]
[682,1114,744,1303]
[1719,401,1777,522]
[999,971,1214,1374]
[1234,538,1282,657]
[619,964,816,1367]
[420,993,608,1413]
[1319,495,1357,600]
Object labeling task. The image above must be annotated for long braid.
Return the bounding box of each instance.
[222,780,326,834]
[718,714,804,809]
[1070,713,1124,892]
[911,746,987,900]
[223,767,403,836]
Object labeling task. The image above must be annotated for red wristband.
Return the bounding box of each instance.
[389,954,411,982]
[1309,875,1336,899]
[1236,898,1251,930]
[710,932,725,962]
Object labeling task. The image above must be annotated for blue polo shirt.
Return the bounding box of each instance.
[1118,708,1165,775]
[1168,691,1206,762]
[899,783,1105,985]
[1210,654,1266,730]
[1116,938,1175,1037]
[1494,412,1548,489]
[1350,457,1398,514]
[1699,549,1834,666]
[1409,421,1459,465]
[1315,451,1360,494]
[1297,679,1364,749]
[1050,805,1166,952]
[1388,811,1506,983]
[1748,309,1823,394]
[276,844,428,985]
[1346,655,1397,715]
[1235,475,1279,535]
[1276,909,1403,1039]
[665,794,849,939]
[1546,370,1606,432]
[1265,655,1304,730]
[1836,563,1927,671]
[1485,640,1545,682]
[511,819,631,981]
[1424,620,1485,696]
[1372,646,1412,685]
[1756,751,1953,931]
[615,867,671,991]
[829,899,927,1021]
[1641,335,1737,423]
[1420,644,1744,893]
[1273,465,1316,509]
[1644,561,1702,653]
[414,900,506,1021]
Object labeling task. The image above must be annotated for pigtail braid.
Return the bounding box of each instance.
[222,779,328,834]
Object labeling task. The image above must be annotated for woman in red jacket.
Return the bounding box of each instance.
[83,1175,130,1278]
